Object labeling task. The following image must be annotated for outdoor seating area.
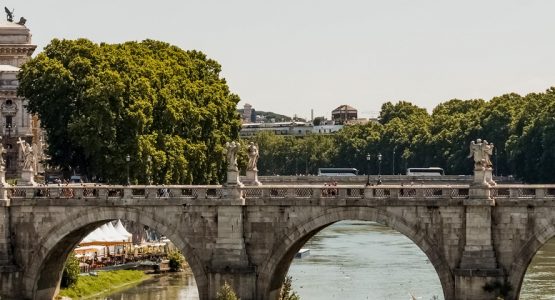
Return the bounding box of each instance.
[74,220,175,273]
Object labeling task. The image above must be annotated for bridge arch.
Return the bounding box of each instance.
[24,207,208,300]
[506,224,555,299]
[257,207,455,300]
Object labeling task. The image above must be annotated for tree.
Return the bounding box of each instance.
[18,38,241,184]
[168,251,185,272]
[312,117,324,126]
[428,99,486,174]
[506,88,555,182]
[216,281,239,300]
[61,252,80,288]
[378,101,431,174]
[279,276,301,300]
[379,101,429,125]
[479,93,525,176]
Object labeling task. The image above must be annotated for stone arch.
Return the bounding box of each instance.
[506,224,555,299]
[257,207,455,300]
[24,207,208,300]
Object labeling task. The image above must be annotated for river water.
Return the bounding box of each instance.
[96,221,555,300]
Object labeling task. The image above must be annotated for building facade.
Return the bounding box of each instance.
[0,21,40,177]
[332,104,358,124]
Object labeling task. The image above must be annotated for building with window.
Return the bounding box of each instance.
[331,104,358,124]
[0,21,41,177]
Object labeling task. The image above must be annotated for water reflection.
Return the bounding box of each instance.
[90,273,199,300]
[520,238,555,299]
[288,221,443,300]
[95,222,555,300]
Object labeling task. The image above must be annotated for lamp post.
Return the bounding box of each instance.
[125,154,130,185]
[495,147,498,177]
[377,153,382,185]
[366,154,371,186]
[392,146,396,175]
[146,155,152,185]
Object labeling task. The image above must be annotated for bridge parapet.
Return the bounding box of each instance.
[2,184,470,202]
[4,184,555,206]
[491,184,555,199]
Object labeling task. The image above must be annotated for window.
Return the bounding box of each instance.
[5,116,12,128]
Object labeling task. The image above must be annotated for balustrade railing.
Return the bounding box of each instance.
[4,184,555,203]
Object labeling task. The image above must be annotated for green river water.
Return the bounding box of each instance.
[94,221,555,300]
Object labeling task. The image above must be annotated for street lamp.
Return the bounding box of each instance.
[366,154,371,186]
[146,155,152,185]
[125,154,130,185]
[495,147,498,177]
[392,146,397,175]
[377,153,383,185]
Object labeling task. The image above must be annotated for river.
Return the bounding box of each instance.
[95,221,555,300]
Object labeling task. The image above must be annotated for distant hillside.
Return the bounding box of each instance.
[237,109,306,123]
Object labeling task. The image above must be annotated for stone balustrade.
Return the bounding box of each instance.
[5,184,555,202]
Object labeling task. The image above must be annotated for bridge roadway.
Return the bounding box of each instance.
[0,183,554,299]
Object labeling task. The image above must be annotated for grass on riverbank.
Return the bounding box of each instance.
[58,270,149,299]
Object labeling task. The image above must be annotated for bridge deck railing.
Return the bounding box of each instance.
[4,184,555,202]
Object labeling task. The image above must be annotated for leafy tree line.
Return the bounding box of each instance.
[18,38,555,184]
[18,38,241,184]
[246,88,555,183]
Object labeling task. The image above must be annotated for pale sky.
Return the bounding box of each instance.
[6,1,555,120]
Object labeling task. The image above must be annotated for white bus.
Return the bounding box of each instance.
[317,168,359,176]
[406,167,445,176]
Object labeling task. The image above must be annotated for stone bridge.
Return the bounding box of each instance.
[0,183,554,299]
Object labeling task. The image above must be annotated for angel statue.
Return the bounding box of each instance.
[17,138,34,171]
[247,142,259,171]
[468,139,494,170]
[0,137,5,169]
[4,7,13,22]
[225,141,240,172]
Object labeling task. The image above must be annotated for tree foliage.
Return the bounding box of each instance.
[61,251,80,288]
[168,251,185,272]
[18,38,240,184]
[279,276,301,300]
[216,281,240,300]
[246,87,555,183]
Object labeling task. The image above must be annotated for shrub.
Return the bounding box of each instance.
[217,281,239,300]
[279,276,300,300]
[168,251,185,272]
[60,252,80,288]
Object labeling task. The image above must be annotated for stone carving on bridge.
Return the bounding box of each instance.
[247,142,259,171]
[468,138,496,187]
[16,138,36,186]
[225,141,240,172]
[224,141,242,186]
[244,142,261,186]
[0,137,7,194]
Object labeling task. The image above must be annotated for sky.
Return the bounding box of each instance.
[6,1,555,120]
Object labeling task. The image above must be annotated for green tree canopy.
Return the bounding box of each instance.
[18,38,241,184]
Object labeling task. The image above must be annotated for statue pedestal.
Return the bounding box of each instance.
[472,168,496,188]
[0,169,9,205]
[242,170,261,186]
[17,169,36,186]
[226,170,242,187]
